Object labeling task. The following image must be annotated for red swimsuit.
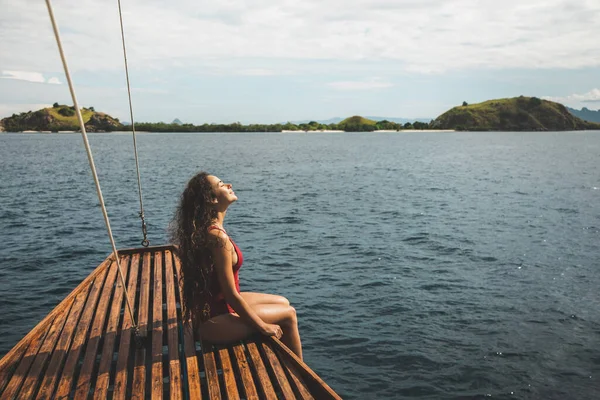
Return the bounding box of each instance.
[204,226,244,319]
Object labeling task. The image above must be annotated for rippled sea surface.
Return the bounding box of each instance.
[1,131,599,399]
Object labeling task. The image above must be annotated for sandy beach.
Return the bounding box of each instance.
[374,129,456,132]
[282,129,456,133]
[282,129,345,133]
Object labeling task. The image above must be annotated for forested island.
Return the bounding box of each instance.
[431,97,600,131]
[0,103,121,133]
[1,97,599,133]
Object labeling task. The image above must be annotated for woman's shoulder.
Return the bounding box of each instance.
[207,225,227,236]
[207,227,227,238]
[207,227,232,248]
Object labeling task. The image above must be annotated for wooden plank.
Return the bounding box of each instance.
[35,282,93,400]
[74,259,120,399]
[0,343,28,394]
[131,251,152,400]
[181,323,202,400]
[118,244,175,255]
[93,255,132,399]
[1,328,51,398]
[113,253,141,399]
[217,346,239,400]
[279,356,313,400]
[246,341,277,400]
[0,256,113,373]
[231,344,259,400]
[201,342,221,400]
[172,253,202,400]
[150,251,164,399]
[16,299,74,400]
[0,346,26,396]
[269,337,341,400]
[261,342,296,400]
[54,266,109,399]
[164,250,183,400]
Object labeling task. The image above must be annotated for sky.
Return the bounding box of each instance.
[0,0,599,124]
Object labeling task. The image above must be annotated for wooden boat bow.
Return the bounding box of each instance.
[0,245,341,399]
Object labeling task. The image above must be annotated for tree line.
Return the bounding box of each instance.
[1,102,436,132]
[126,120,433,132]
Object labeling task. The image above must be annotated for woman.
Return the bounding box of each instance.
[173,172,303,359]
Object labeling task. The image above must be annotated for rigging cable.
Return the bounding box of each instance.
[117,0,150,248]
[45,0,144,342]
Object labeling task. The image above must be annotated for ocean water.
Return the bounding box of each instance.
[0,131,599,399]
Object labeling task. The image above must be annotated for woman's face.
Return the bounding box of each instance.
[207,175,238,206]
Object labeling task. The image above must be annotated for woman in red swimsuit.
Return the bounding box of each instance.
[173,172,303,359]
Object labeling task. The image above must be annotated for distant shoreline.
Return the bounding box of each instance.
[4,98,600,133]
[283,129,457,133]
[5,129,459,134]
[375,129,456,132]
[5,129,600,134]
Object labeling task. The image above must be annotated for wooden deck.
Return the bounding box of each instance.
[0,245,341,399]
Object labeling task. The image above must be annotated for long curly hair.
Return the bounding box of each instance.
[171,172,220,321]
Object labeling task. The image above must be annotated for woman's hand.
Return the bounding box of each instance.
[260,323,283,339]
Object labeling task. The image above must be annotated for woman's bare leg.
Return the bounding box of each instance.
[198,303,302,359]
[252,303,302,360]
[240,294,300,357]
[241,292,290,306]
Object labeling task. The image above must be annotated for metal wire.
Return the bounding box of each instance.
[117,0,149,247]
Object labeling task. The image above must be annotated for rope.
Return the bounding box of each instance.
[117,0,149,248]
[45,0,140,335]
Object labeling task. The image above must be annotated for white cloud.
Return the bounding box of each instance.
[0,103,52,116]
[328,78,393,90]
[1,0,599,75]
[543,89,600,105]
[1,70,62,85]
[1,70,46,83]
[237,68,278,76]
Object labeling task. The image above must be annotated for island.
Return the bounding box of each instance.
[0,103,122,133]
[2,97,599,133]
[431,97,600,131]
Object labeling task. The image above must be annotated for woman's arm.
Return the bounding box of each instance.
[210,230,279,335]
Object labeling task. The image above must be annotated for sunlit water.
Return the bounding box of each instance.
[1,131,599,399]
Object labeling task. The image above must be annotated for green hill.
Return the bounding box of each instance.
[339,116,377,125]
[431,97,600,131]
[1,104,123,132]
[338,116,378,131]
